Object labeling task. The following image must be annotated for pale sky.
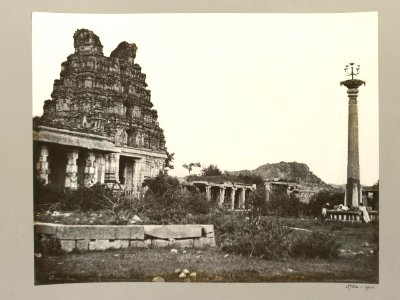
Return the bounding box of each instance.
[32,12,379,186]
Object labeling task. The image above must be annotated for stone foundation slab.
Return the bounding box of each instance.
[144,225,202,239]
[129,240,151,248]
[194,237,216,248]
[60,240,76,252]
[35,222,216,252]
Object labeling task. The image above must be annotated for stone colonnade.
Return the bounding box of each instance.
[35,142,165,195]
[189,181,256,210]
[264,181,319,204]
[35,143,121,189]
[36,143,119,189]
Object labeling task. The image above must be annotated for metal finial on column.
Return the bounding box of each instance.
[344,63,360,80]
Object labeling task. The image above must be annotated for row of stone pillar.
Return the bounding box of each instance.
[204,186,248,210]
[328,212,361,222]
[35,144,119,189]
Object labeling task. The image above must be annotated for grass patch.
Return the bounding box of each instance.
[35,217,379,284]
[35,247,378,284]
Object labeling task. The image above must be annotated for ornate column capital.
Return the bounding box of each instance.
[340,79,365,90]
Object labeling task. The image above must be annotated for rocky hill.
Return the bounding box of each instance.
[229,161,332,189]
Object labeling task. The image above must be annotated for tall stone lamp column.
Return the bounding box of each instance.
[340,63,365,208]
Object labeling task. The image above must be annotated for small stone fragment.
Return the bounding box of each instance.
[170,248,178,254]
[34,253,42,258]
[182,269,190,275]
[190,272,197,278]
[182,250,187,254]
[224,254,229,258]
[152,276,165,282]
[179,272,186,278]
[132,215,141,222]
[362,242,370,247]
[174,268,181,274]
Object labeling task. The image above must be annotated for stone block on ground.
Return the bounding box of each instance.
[201,225,215,238]
[129,240,151,248]
[89,240,110,251]
[109,240,129,249]
[56,226,114,239]
[76,239,89,251]
[151,239,172,248]
[193,237,216,248]
[55,225,144,240]
[60,240,76,252]
[113,227,132,239]
[144,225,202,239]
[89,239,129,250]
[129,226,144,239]
[34,223,58,236]
[172,239,194,248]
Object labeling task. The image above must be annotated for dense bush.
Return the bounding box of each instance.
[201,164,222,176]
[290,232,340,258]
[266,191,308,217]
[143,173,181,199]
[210,214,340,260]
[246,186,268,216]
[35,234,62,255]
[141,173,218,223]
[218,216,294,260]
[34,180,68,212]
[307,190,344,217]
[34,180,133,213]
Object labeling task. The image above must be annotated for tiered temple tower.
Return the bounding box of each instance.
[33,29,167,194]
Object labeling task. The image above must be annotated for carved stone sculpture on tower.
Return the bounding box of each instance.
[33,29,168,192]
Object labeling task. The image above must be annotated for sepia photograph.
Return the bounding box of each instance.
[31,12,379,285]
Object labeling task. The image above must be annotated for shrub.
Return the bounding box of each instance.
[34,180,131,213]
[218,217,294,260]
[267,191,307,217]
[141,189,215,224]
[35,234,62,255]
[143,173,181,198]
[140,174,217,223]
[290,231,340,259]
[307,190,344,217]
[201,164,222,176]
[34,180,67,212]
[246,186,267,216]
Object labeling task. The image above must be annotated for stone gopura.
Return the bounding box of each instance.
[33,29,168,196]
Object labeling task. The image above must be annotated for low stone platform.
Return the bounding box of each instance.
[326,210,379,222]
[35,222,216,252]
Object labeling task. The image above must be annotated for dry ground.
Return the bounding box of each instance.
[34,218,379,284]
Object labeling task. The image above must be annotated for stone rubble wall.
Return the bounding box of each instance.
[35,223,216,252]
